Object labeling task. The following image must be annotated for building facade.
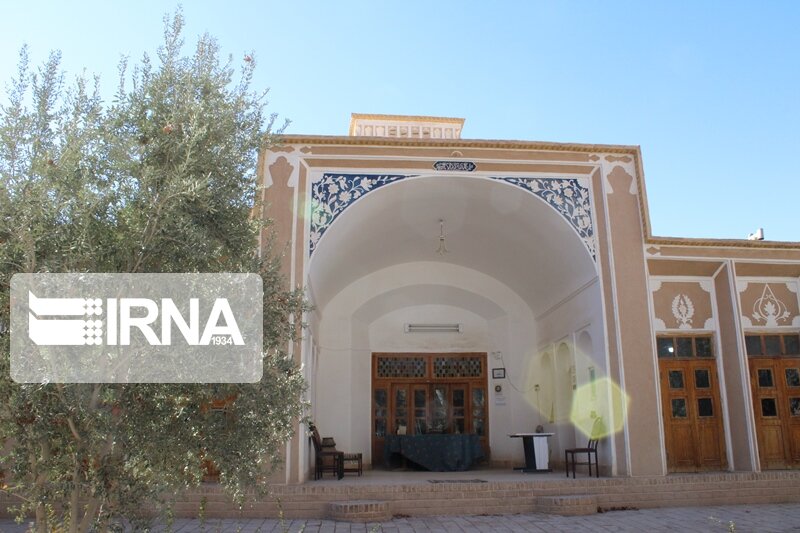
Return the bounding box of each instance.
[261,114,800,483]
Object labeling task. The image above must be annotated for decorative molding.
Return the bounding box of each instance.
[646,246,662,256]
[650,280,662,292]
[653,318,667,330]
[736,280,749,293]
[646,236,800,250]
[671,294,695,329]
[310,173,415,255]
[787,281,798,294]
[282,134,639,155]
[489,176,595,260]
[433,161,476,171]
[264,152,302,188]
[310,173,597,261]
[601,160,637,195]
[703,318,715,330]
[751,284,792,327]
[699,280,713,293]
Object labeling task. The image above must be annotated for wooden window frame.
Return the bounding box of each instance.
[656,334,715,359]
[371,352,489,465]
[745,332,800,357]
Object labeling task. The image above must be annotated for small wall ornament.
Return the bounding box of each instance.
[671,294,695,329]
[752,284,791,327]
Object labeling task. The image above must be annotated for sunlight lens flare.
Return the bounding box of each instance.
[569,377,629,439]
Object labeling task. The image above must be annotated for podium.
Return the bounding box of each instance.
[509,432,553,473]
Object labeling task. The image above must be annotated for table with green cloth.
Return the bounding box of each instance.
[383,434,484,471]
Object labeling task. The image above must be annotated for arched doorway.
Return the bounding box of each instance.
[305,173,603,470]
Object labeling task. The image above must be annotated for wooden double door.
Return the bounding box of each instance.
[659,358,727,472]
[748,358,800,469]
[371,353,488,466]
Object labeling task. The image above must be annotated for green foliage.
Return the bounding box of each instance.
[0,10,306,532]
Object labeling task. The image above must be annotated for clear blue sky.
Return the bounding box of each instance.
[2,1,798,242]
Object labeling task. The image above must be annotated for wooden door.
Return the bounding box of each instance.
[372,387,389,462]
[783,361,800,464]
[471,385,488,452]
[749,358,800,469]
[660,360,697,471]
[451,384,467,434]
[424,383,468,434]
[412,385,429,435]
[371,353,489,467]
[659,358,727,472]
[691,361,727,470]
[391,384,410,436]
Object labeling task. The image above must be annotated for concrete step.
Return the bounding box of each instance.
[328,500,391,522]
[536,494,598,516]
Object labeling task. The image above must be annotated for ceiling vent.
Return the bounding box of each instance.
[404,323,462,333]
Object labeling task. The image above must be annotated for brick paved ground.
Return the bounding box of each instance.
[2,504,800,533]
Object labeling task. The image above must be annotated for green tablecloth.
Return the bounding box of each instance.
[383,434,484,471]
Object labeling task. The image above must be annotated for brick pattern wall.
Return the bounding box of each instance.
[2,472,800,520]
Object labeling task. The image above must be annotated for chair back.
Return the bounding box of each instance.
[587,417,605,449]
[309,424,323,454]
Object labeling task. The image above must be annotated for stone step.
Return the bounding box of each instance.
[328,500,391,522]
[536,494,598,516]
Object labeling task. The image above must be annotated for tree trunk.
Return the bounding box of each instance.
[35,504,46,533]
[77,498,100,533]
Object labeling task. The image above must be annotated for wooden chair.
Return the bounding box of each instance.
[309,423,343,480]
[342,450,363,476]
[312,424,363,477]
[565,418,604,478]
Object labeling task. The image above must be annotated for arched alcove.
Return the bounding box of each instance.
[305,173,603,473]
[556,341,577,450]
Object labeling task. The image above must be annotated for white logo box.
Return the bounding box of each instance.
[11,273,263,383]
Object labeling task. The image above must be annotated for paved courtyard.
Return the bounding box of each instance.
[2,504,800,532]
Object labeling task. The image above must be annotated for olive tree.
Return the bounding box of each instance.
[0,11,306,532]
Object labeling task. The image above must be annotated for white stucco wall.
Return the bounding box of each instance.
[531,278,613,471]
[310,261,606,470]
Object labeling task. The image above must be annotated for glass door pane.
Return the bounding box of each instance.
[431,385,448,433]
[472,387,486,436]
[413,386,428,434]
[374,388,387,438]
[452,385,466,434]
[393,385,408,435]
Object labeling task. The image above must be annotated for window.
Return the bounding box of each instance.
[745,333,800,357]
[695,369,710,389]
[672,398,688,418]
[657,335,715,359]
[761,398,778,417]
[695,337,713,357]
[697,398,714,417]
[657,337,675,358]
[745,335,763,356]
[791,398,800,417]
